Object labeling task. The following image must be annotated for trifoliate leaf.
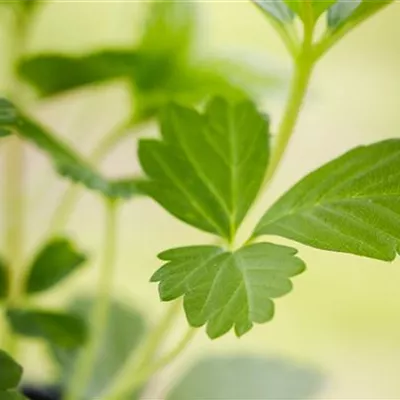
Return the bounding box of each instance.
[151,242,305,338]
[138,97,269,241]
[0,350,23,390]
[254,139,400,261]
[0,257,9,300]
[167,356,324,400]
[25,238,87,295]
[7,309,87,349]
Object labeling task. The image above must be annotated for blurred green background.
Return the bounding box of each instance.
[1,1,400,398]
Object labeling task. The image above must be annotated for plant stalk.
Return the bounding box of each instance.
[100,301,186,400]
[64,199,119,400]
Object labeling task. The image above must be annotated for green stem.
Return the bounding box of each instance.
[47,118,140,236]
[64,199,119,400]
[100,301,183,400]
[262,11,315,189]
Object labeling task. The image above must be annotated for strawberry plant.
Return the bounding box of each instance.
[0,1,396,399]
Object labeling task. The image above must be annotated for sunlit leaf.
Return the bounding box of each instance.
[51,298,146,399]
[284,0,336,21]
[0,350,23,390]
[167,356,324,400]
[255,139,400,261]
[25,238,87,294]
[7,309,87,349]
[138,97,269,240]
[152,242,305,338]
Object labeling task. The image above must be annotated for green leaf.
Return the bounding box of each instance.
[254,139,400,261]
[327,0,393,31]
[25,238,87,295]
[284,0,336,21]
[7,309,87,349]
[167,356,324,400]
[327,0,362,28]
[252,0,294,23]
[51,298,146,399]
[138,97,269,240]
[0,257,9,299]
[18,51,138,97]
[0,390,27,400]
[0,98,17,137]
[152,242,305,338]
[0,350,23,390]
[11,111,142,199]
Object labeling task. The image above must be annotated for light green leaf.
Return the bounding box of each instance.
[10,111,142,199]
[151,242,305,338]
[51,298,146,399]
[284,0,336,21]
[138,97,269,240]
[167,356,324,400]
[327,0,362,28]
[252,0,294,23]
[0,257,9,300]
[7,309,87,349]
[25,238,87,295]
[254,139,400,261]
[0,350,23,390]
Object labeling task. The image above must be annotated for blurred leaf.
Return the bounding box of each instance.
[0,257,9,299]
[0,350,23,390]
[138,97,269,240]
[0,391,27,400]
[18,51,138,97]
[152,243,305,338]
[7,309,87,349]
[25,238,87,295]
[52,297,146,399]
[252,0,294,23]
[167,356,324,399]
[284,0,336,21]
[12,112,142,199]
[254,139,400,261]
[0,98,17,137]
[327,0,362,28]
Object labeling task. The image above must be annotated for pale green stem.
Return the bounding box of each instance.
[100,301,184,400]
[64,199,119,400]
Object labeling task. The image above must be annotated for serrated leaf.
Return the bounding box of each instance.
[254,139,400,261]
[7,309,87,349]
[327,0,362,28]
[9,110,142,199]
[138,97,269,240]
[25,238,87,295]
[51,298,146,399]
[18,51,138,97]
[167,356,324,400]
[252,0,294,23]
[327,0,393,30]
[152,242,305,338]
[0,350,23,390]
[0,257,9,299]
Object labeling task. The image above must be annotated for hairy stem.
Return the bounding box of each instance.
[65,199,119,400]
[101,301,185,400]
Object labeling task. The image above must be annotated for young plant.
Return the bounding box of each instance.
[0,0,396,399]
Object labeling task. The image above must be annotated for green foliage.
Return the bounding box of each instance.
[138,97,269,241]
[1,101,143,199]
[255,139,400,261]
[251,0,294,23]
[327,0,362,28]
[0,350,23,390]
[167,356,324,399]
[0,257,9,299]
[283,0,336,22]
[0,98,17,137]
[152,243,304,338]
[52,298,146,399]
[7,309,87,348]
[0,391,27,400]
[25,238,87,294]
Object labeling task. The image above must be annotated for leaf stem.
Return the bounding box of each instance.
[100,301,186,400]
[64,199,119,400]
